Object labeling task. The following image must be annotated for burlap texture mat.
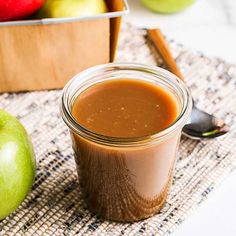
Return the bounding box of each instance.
[0,23,236,235]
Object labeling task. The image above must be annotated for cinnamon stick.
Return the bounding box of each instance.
[147,28,184,81]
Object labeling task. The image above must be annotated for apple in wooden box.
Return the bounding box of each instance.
[0,0,129,92]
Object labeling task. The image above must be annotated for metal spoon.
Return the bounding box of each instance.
[147,28,229,139]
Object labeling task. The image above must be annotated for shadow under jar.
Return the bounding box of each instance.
[61,63,192,222]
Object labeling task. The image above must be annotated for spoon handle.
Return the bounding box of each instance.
[147,28,184,81]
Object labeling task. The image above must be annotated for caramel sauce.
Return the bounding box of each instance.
[70,79,180,221]
[72,79,178,137]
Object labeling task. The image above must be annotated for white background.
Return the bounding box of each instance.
[125,0,236,235]
[125,0,236,63]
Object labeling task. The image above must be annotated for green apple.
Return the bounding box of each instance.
[141,0,195,14]
[36,0,107,18]
[0,109,36,220]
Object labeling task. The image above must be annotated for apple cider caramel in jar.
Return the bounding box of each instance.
[61,63,192,222]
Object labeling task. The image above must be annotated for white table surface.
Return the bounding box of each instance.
[124,0,236,235]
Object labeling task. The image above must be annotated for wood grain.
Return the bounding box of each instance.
[0,20,110,92]
[147,28,184,81]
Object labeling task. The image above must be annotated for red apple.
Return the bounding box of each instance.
[0,0,45,22]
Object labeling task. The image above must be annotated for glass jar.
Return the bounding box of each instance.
[61,63,192,222]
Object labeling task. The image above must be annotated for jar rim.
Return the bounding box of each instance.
[61,62,192,147]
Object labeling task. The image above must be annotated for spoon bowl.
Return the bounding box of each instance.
[182,102,229,139]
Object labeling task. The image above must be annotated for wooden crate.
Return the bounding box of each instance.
[0,0,128,92]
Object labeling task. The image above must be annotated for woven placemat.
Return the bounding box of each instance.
[0,23,236,236]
